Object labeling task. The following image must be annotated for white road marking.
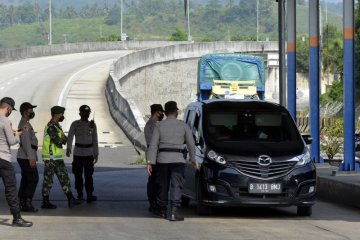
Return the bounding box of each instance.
[57,60,112,106]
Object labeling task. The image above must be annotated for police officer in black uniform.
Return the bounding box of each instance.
[66,105,98,203]
[17,102,39,212]
[146,101,196,221]
[144,104,164,212]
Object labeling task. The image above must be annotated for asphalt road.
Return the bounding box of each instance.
[0,52,360,239]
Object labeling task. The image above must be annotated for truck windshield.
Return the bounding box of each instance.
[204,109,304,156]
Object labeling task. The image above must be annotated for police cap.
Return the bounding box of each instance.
[79,105,91,113]
[150,104,164,113]
[164,101,179,113]
[51,106,65,114]
[20,102,37,114]
[0,97,16,110]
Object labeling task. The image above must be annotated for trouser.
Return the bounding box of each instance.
[72,155,94,196]
[42,160,71,197]
[156,163,185,208]
[0,158,20,214]
[147,164,158,207]
[17,158,39,200]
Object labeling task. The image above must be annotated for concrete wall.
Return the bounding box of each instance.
[0,40,188,63]
[106,41,279,150]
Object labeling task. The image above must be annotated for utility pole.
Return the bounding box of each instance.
[187,0,192,41]
[120,0,123,41]
[256,0,259,41]
[49,0,52,45]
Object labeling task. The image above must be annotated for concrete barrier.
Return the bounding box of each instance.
[0,41,188,63]
[106,41,278,150]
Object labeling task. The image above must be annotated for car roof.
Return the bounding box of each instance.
[188,99,287,112]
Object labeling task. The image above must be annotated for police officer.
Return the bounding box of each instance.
[0,97,32,227]
[41,106,81,209]
[17,102,39,212]
[66,105,99,203]
[144,104,164,212]
[146,101,196,221]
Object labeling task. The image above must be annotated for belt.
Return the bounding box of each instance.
[75,143,93,148]
[20,144,38,150]
[158,148,184,153]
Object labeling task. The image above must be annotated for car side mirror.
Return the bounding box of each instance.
[302,134,313,145]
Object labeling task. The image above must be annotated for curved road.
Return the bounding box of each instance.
[0,51,138,166]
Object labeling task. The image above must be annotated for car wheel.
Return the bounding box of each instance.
[297,206,312,216]
[181,196,190,207]
[196,179,212,216]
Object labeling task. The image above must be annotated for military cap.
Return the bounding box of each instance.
[164,101,179,113]
[0,97,16,110]
[20,102,37,114]
[150,104,164,113]
[51,106,65,114]
[79,105,91,113]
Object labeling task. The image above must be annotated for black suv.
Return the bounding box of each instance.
[182,100,316,216]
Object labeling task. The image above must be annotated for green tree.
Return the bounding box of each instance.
[169,28,187,41]
[296,35,309,73]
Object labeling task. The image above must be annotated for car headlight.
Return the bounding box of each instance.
[207,150,226,165]
[296,150,312,166]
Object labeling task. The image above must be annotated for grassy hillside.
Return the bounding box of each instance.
[0,4,343,49]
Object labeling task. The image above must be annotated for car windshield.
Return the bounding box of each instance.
[203,107,304,156]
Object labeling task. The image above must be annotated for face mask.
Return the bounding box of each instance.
[80,113,90,120]
[28,112,35,119]
[6,108,11,117]
[158,112,164,121]
[59,116,65,122]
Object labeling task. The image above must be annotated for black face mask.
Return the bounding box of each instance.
[59,116,65,122]
[6,108,12,117]
[28,112,35,119]
[80,113,90,120]
[158,112,164,121]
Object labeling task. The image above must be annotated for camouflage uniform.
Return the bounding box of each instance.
[42,121,71,197]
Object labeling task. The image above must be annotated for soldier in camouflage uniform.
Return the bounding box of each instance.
[17,102,39,212]
[41,106,81,209]
[66,105,99,203]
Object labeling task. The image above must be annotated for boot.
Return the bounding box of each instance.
[168,206,184,221]
[41,196,57,209]
[21,198,38,212]
[12,212,33,227]
[77,191,84,201]
[153,206,167,218]
[86,194,97,203]
[66,192,82,208]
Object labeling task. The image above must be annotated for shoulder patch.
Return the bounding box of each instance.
[23,124,30,132]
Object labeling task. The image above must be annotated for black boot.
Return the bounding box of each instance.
[66,192,82,208]
[41,196,57,209]
[12,212,33,227]
[86,195,97,203]
[153,206,167,218]
[168,206,184,221]
[77,191,84,201]
[21,198,38,212]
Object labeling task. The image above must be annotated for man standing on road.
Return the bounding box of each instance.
[17,102,39,212]
[41,106,81,209]
[66,105,99,203]
[144,104,164,213]
[146,101,196,221]
[0,97,32,227]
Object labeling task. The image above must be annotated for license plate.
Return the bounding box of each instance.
[248,183,282,194]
